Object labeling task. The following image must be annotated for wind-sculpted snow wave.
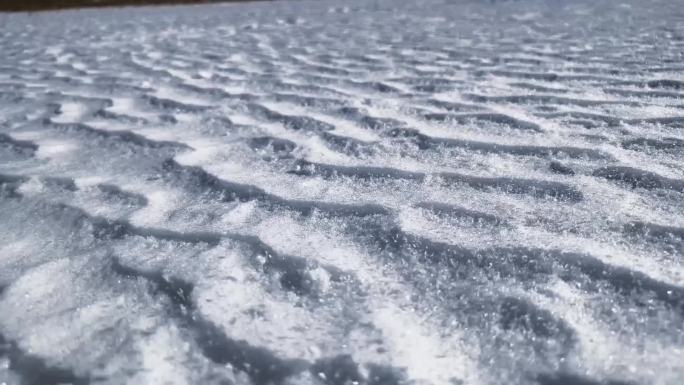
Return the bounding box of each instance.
[0,0,683,384]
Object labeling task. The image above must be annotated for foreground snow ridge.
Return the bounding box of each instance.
[1,0,683,384]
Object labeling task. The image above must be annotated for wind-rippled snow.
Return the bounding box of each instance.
[0,0,683,384]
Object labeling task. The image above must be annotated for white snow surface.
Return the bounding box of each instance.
[0,0,683,384]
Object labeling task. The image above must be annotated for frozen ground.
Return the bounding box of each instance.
[1,0,683,384]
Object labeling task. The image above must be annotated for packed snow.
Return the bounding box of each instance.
[0,0,683,384]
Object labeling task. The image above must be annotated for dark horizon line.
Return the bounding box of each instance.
[0,0,269,13]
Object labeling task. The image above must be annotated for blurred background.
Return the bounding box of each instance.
[0,0,254,12]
